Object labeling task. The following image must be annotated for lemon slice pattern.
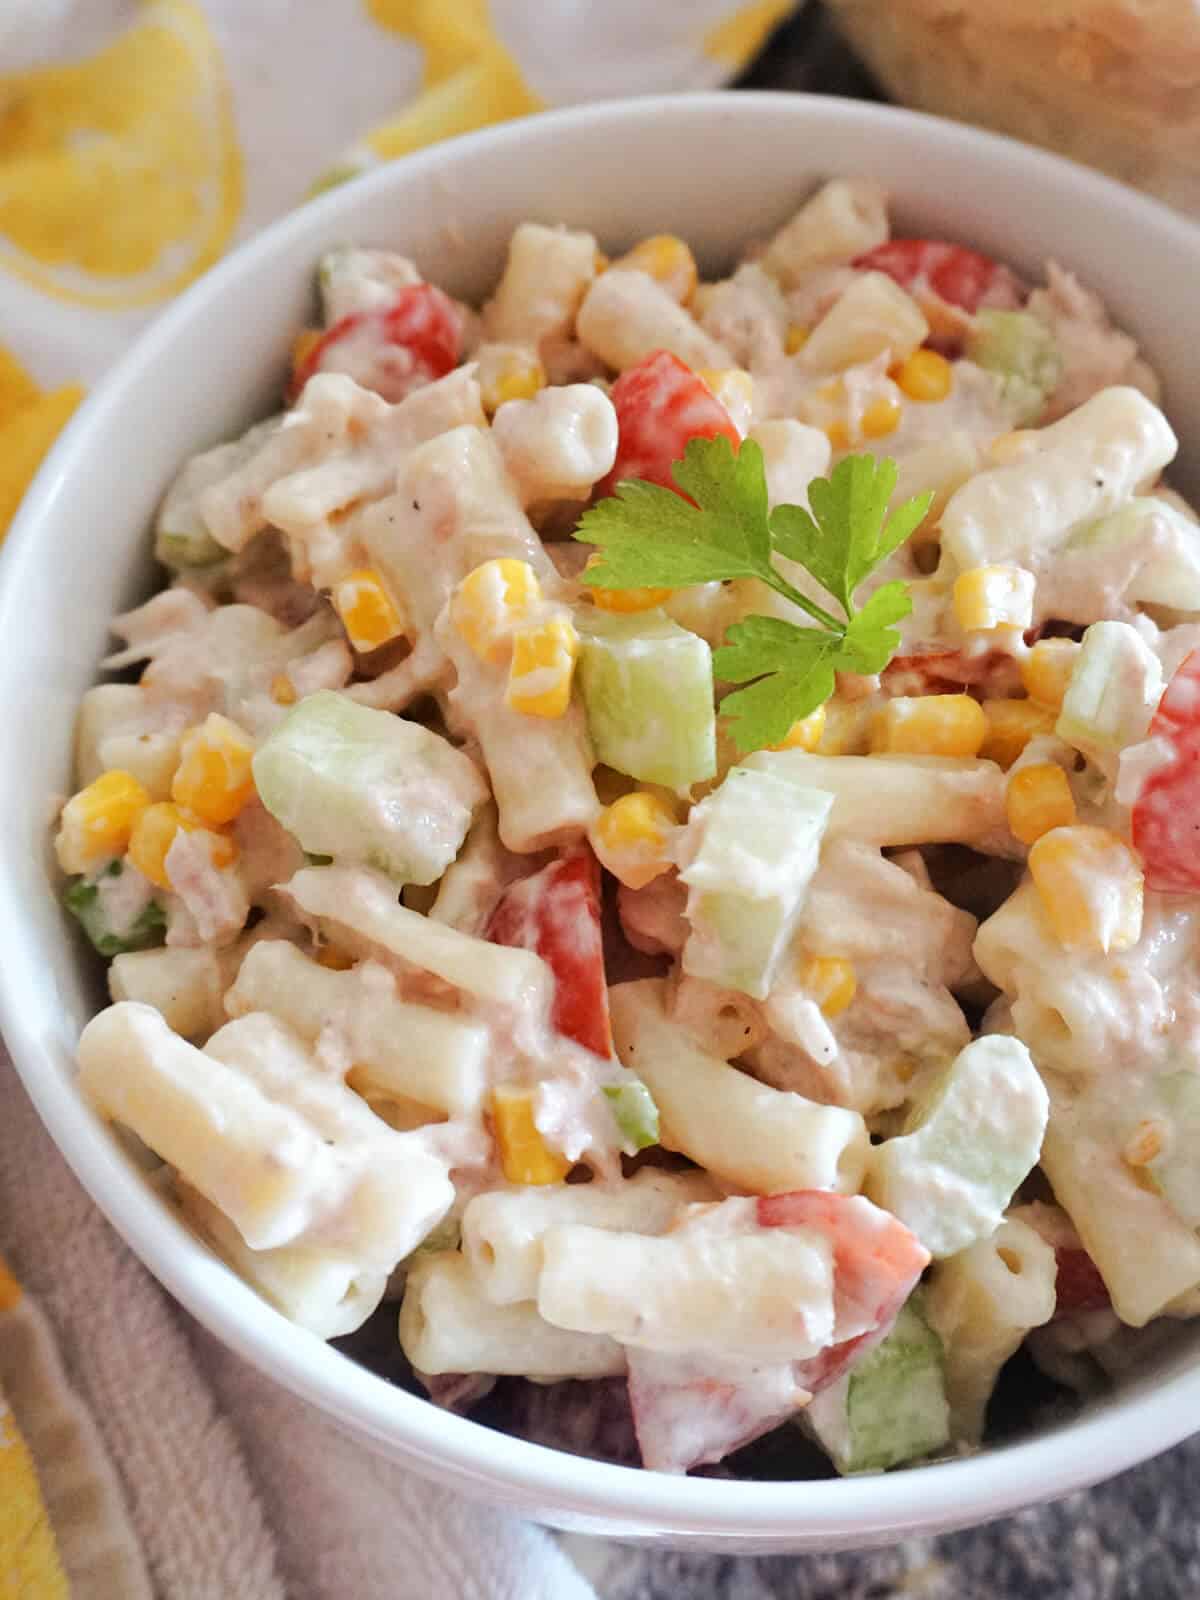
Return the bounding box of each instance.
[0,0,242,310]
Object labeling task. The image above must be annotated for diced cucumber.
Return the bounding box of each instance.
[1147,1071,1200,1226]
[805,1297,950,1474]
[577,609,716,791]
[865,1035,1048,1259]
[154,417,280,568]
[966,310,1062,427]
[251,691,487,884]
[1068,497,1200,615]
[677,767,832,999]
[64,871,166,958]
[1056,620,1164,755]
[603,1081,660,1152]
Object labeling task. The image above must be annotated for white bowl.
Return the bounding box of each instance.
[3,93,1200,1551]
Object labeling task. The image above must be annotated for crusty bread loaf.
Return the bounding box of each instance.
[826,0,1200,212]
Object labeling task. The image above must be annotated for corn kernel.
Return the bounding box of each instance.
[478,347,547,416]
[129,803,235,890]
[797,954,857,1018]
[316,944,356,972]
[491,1086,570,1185]
[952,565,1035,633]
[771,705,827,753]
[872,694,987,758]
[1028,824,1144,953]
[590,791,677,889]
[979,698,1056,769]
[586,554,672,614]
[1021,638,1081,710]
[785,322,810,355]
[860,396,902,440]
[819,699,874,755]
[332,568,407,654]
[55,770,151,874]
[506,618,579,718]
[615,234,698,304]
[1006,762,1077,844]
[271,673,297,706]
[171,714,256,826]
[699,367,754,433]
[450,558,542,663]
[825,419,851,452]
[892,348,953,403]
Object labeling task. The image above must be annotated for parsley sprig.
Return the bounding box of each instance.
[576,437,933,754]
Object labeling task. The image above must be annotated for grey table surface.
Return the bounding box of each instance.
[563,8,1200,1596]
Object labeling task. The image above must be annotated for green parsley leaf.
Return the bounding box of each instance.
[575,435,933,754]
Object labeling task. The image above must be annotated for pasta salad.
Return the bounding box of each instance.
[56,180,1200,1477]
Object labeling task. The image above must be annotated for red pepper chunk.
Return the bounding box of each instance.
[1132,649,1200,893]
[597,349,739,499]
[853,239,1025,315]
[757,1190,930,1393]
[1053,1246,1111,1316]
[486,846,613,1058]
[288,283,460,404]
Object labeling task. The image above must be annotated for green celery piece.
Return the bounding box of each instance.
[251,690,485,885]
[678,766,832,999]
[154,417,280,569]
[865,1035,1048,1259]
[806,1297,950,1474]
[1055,620,1164,755]
[1147,1071,1200,1226]
[577,609,716,790]
[1068,498,1200,614]
[410,1214,462,1259]
[64,874,166,958]
[966,310,1062,426]
[603,1082,660,1152]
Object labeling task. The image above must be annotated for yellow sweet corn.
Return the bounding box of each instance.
[797,954,857,1018]
[1028,824,1144,953]
[825,419,851,452]
[55,770,151,874]
[586,554,672,614]
[478,346,546,415]
[819,699,875,755]
[952,565,1035,633]
[590,790,677,889]
[699,368,754,431]
[872,694,987,758]
[1021,638,1081,710]
[771,705,827,753]
[491,1086,571,1185]
[979,698,1056,769]
[331,568,408,654]
[270,673,297,706]
[506,618,580,718]
[1006,762,1077,845]
[615,234,698,304]
[892,349,953,403]
[785,322,810,355]
[450,558,542,663]
[128,802,235,891]
[291,328,322,384]
[171,714,256,826]
[860,395,902,440]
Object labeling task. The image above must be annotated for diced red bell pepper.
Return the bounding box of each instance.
[1132,649,1200,893]
[486,845,613,1058]
[853,239,1025,315]
[288,283,460,404]
[1053,1246,1111,1316]
[597,349,739,499]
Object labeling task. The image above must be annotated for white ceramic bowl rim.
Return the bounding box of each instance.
[4,92,1200,1542]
